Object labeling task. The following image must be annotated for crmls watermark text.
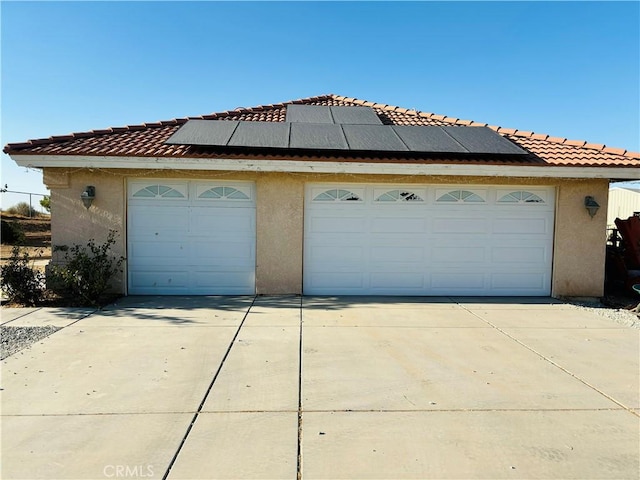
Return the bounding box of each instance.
[103,465,154,478]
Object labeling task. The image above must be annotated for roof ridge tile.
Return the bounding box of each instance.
[531,133,549,140]
[602,146,627,155]
[584,142,605,150]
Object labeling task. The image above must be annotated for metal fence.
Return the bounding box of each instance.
[0,186,49,217]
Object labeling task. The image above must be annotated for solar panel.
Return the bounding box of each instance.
[286,105,333,124]
[330,106,382,125]
[392,126,467,153]
[227,122,290,149]
[289,123,349,150]
[165,112,529,157]
[164,120,238,146]
[342,125,409,151]
[442,126,527,155]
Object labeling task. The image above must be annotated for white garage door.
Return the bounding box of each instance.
[304,184,555,296]
[128,180,255,295]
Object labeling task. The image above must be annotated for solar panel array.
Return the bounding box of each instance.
[165,105,528,155]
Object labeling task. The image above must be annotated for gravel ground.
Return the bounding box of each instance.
[1,325,61,360]
[567,301,640,329]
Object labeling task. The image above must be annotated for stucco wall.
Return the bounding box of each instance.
[552,179,609,297]
[255,175,304,294]
[43,167,610,297]
[44,169,126,292]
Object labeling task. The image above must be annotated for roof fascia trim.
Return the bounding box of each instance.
[10,154,640,180]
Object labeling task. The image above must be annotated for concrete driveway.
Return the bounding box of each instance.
[1,296,638,479]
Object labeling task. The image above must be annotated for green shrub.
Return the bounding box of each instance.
[0,246,45,306]
[39,196,51,213]
[50,231,124,307]
[1,220,25,245]
[6,202,39,217]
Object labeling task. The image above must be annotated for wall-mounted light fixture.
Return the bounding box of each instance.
[584,195,600,218]
[81,186,96,209]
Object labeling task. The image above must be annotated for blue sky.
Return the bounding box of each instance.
[1,1,639,209]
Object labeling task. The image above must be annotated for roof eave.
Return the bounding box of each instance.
[9,154,640,180]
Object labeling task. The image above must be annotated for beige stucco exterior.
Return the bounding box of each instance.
[43,167,610,298]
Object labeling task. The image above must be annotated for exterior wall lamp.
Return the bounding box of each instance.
[584,195,600,218]
[81,186,96,209]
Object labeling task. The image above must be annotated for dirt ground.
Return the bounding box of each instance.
[1,213,52,260]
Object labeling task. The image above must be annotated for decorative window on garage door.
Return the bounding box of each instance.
[198,186,250,200]
[313,189,362,202]
[497,191,545,204]
[375,189,424,202]
[132,184,186,198]
[436,189,485,203]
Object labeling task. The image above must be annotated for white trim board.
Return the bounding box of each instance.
[10,154,640,180]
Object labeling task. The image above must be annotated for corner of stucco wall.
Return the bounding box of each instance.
[552,179,609,297]
[46,168,127,294]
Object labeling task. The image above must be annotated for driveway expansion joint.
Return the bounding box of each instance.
[297,295,304,480]
[161,295,257,480]
[0,307,43,325]
[457,302,639,417]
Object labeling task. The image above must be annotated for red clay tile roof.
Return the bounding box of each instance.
[4,94,639,168]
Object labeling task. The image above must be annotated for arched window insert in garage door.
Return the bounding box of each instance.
[132,185,186,198]
[313,189,362,202]
[497,191,545,204]
[436,189,485,203]
[198,186,250,200]
[375,189,424,202]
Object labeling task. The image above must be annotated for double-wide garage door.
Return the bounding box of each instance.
[128,180,256,295]
[304,184,555,296]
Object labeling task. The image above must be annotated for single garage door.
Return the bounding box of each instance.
[304,184,555,296]
[128,180,256,295]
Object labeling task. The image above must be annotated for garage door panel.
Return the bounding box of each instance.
[304,184,554,296]
[371,246,425,262]
[128,180,255,295]
[432,246,486,263]
[491,273,546,290]
[193,238,254,257]
[191,209,255,233]
[493,217,550,235]
[431,272,487,290]
[432,217,489,234]
[309,272,364,289]
[308,216,366,233]
[370,272,425,288]
[193,271,254,289]
[129,271,189,290]
[491,246,547,263]
[129,207,189,230]
[308,245,364,265]
[129,242,188,265]
[371,217,426,233]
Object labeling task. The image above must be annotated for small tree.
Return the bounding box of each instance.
[39,196,51,213]
[50,230,124,307]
